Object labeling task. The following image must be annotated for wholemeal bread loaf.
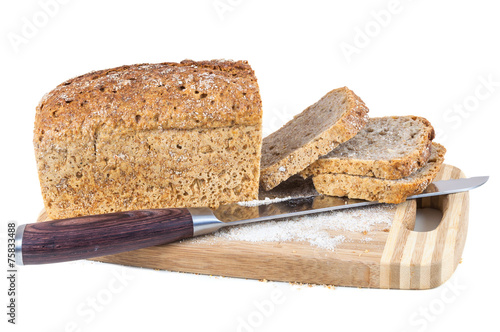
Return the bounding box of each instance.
[312,142,446,204]
[301,116,435,179]
[34,60,263,219]
[260,87,369,191]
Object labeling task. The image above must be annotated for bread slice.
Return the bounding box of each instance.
[312,142,446,204]
[260,87,369,191]
[301,116,435,180]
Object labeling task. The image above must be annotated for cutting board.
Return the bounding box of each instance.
[37,164,469,289]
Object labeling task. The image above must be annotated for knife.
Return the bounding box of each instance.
[15,176,488,265]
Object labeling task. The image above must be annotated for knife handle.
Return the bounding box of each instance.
[15,208,196,265]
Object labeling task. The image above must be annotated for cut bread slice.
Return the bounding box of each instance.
[312,142,446,204]
[260,87,369,191]
[301,116,435,180]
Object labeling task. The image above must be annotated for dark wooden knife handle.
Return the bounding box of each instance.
[17,208,193,265]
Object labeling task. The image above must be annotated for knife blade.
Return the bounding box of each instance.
[15,176,488,265]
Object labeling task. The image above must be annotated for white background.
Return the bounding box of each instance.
[1,0,499,331]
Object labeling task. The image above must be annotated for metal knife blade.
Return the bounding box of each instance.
[211,176,489,226]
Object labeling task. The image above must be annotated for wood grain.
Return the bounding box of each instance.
[37,164,469,289]
[25,208,193,264]
[378,164,468,289]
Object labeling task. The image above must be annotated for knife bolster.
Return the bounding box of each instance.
[188,207,224,236]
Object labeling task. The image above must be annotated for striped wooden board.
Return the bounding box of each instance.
[37,164,468,289]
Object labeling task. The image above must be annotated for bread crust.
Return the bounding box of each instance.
[34,59,261,140]
[260,87,369,191]
[301,116,435,179]
[312,142,446,204]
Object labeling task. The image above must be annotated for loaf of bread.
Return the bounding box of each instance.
[301,116,435,179]
[312,142,446,204]
[34,60,263,219]
[260,87,369,191]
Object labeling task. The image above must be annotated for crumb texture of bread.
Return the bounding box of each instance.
[301,116,435,179]
[260,87,369,191]
[312,143,446,204]
[34,60,263,219]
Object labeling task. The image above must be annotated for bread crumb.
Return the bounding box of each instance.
[358,249,370,257]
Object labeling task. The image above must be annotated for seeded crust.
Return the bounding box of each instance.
[312,143,446,204]
[301,116,435,180]
[34,60,263,219]
[260,87,369,191]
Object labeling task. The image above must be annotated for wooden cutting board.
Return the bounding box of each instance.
[37,164,469,289]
